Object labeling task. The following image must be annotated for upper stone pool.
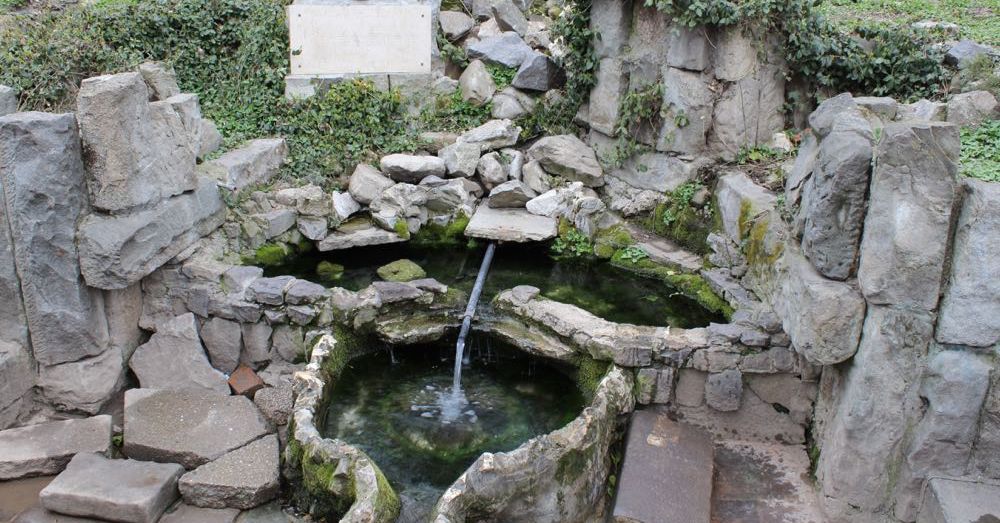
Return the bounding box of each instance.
[264,241,723,328]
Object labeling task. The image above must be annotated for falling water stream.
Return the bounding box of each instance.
[440,242,497,422]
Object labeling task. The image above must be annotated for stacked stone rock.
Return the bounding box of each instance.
[705,91,1000,522]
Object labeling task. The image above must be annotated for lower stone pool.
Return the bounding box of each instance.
[267,241,722,328]
[319,334,585,516]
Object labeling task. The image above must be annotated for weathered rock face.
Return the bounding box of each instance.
[487,180,535,208]
[935,179,1000,347]
[776,252,865,366]
[200,317,243,374]
[817,306,934,517]
[439,10,474,41]
[40,452,184,523]
[608,153,696,193]
[893,349,993,520]
[800,109,875,280]
[0,341,32,429]
[458,119,521,151]
[0,111,110,366]
[129,313,230,395]
[467,32,534,68]
[78,176,226,290]
[714,171,777,243]
[587,58,627,136]
[77,72,196,212]
[124,388,270,469]
[511,52,564,92]
[0,85,17,115]
[527,135,604,187]
[946,90,999,128]
[0,415,112,480]
[438,141,482,178]
[380,154,447,183]
[139,61,181,100]
[37,347,123,414]
[204,138,287,192]
[430,366,634,522]
[857,122,958,310]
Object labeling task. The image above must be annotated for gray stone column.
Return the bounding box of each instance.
[0,111,114,413]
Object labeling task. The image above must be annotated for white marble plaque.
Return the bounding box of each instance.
[288,4,432,75]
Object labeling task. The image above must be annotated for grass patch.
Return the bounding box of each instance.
[818,0,1000,47]
[960,119,1000,182]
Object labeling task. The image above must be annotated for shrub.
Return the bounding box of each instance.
[960,120,1000,183]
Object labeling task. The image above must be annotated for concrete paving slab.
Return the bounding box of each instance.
[0,416,111,480]
[179,435,279,510]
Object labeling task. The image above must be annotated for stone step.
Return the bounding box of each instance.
[464,204,558,242]
[624,223,703,272]
[0,416,112,480]
[39,452,183,523]
[612,408,714,523]
[918,478,1000,523]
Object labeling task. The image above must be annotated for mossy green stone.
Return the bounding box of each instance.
[316,261,345,283]
[376,259,426,282]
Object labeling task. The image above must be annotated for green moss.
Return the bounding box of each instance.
[575,357,611,399]
[737,199,754,240]
[393,220,411,240]
[245,243,290,267]
[610,250,733,318]
[555,448,589,485]
[372,465,402,518]
[376,259,426,282]
[317,261,345,283]
[648,185,712,255]
[593,225,633,260]
[410,213,470,247]
[745,215,784,267]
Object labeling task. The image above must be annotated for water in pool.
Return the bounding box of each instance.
[266,241,723,328]
[320,334,585,516]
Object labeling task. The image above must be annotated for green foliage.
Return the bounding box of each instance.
[0,0,26,12]
[0,0,423,186]
[960,119,1000,182]
[436,30,469,68]
[644,0,948,102]
[735,145,783,165]
[952,54,1000,99]
[422,90,493,132]
[519,0,597,138]
[651,182,713,254]
[487,64,518,91]
[617,245,649,264]
[279,80,421,182]
[819,0,1000,47]
[551,226,594,258]
[605,82,663,168]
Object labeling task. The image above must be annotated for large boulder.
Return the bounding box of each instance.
[200,317,242,374]
[935,179,1000,347]
[776,251,866,366]
[40,453,183,523]
[944,39,992,68]
[608,153,696,193]
[858,122,958,311]
[78,176,226,290]
[467,32,534,68]
[0,415,112,480]
[128,313,230,395]
[946,90,999,128]
[439,11,474,41]
[459,59,497,105]
[204,138,287,192]
[123,388,270,469]
[37,348,124,414]
[665,27,710,71]
[179,435,280,509]
[0,341,32,428]
[511,52,565,92]
[458,119,521,151]
[138,61,181,100]
[380,154,447,183]
[808,93,858,138]
[0,111,110,366]
[527,134,604,187]
[347,163,395,205]
[657,67,714,154]
[800,108,875,280]
[491,0,528,35]
[488,180,536,208]
[587,58,627,136]
[438,141,482,178]
[708,64,785,159]
[77,72,197,212]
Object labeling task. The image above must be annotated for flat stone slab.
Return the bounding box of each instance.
[919,478,1000,523]
[123,389,270,469]
[39,453,183,523]
[465,205,557,242]
[0,416,112,480]
[625,223,703,272]
[612,409,714,523]
[11,504,106,522]
[711,440,824,523]
[317,218,406,251]
[179,434,279,509]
